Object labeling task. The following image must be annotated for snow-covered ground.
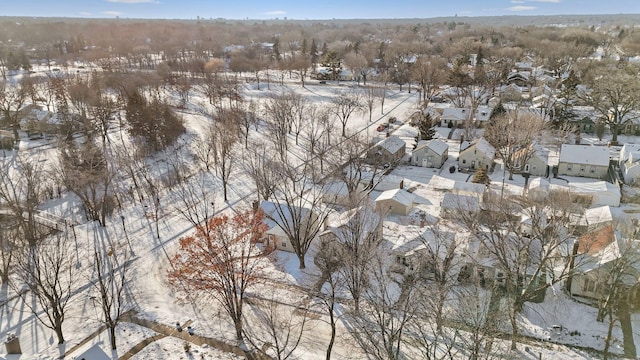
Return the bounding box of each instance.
[1,68,639,359]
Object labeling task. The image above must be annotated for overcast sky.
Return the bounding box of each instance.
[3,0,639,19]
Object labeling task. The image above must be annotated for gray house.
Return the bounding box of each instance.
[411,139,449,168]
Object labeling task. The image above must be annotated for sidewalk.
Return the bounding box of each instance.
[118,310,246,359]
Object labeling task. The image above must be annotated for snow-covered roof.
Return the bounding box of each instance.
[475,106,492,122]
[441,193,480,212]
[583,206,613,227]
[260,200,314,233]
[620,143,640,163]
[376,135,406,155]
[441,107,469,121]
[374,188,414,207]
[73,344,111,360]
[568,181,619,195]
[559,144,610,167]
[460,137,496,160]
[428,175,485,194]
[325,205,380,244]
[415,139,448,156]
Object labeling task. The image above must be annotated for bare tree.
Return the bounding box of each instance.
[454,193,581,350]
[168,209,270,343]
[484,111,546,181]
[92,244,131,350]
[263,93,296,160]
[243,292,310,360]
[0,155,47,246]
[344,52,369,85]
[413,56,446,105]
[314,243,344,360]
[172,171,217,236]
[578,61,640,145]
[0,79,28,140]
[290,94,311,146]
[349,253,416,360]
[363,86,378,122]
[13,231,79,344]
[0,223,19,284]
[211,107,241,202]
[334,202,384,313]
[332,91,363,137]
[58,139,114,226]
[268,161,334,269]
[244,142,280,203]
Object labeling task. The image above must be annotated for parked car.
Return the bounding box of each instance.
[376,124,388,132]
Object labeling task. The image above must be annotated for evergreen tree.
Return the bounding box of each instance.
[310,39,318,69]
[490,101,506,121]
[417,113,435,141]
[472,168,490,185]
[272,37,281,62]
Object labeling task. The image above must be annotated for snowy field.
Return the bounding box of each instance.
[1,66,639,359]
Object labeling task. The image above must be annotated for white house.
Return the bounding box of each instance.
[441,107,469,127]
[260,201,322,252]
[374,188,416,216]
[458,138,496,171]
[474,106,493,125]
[411,139,449,168]
[558,144,610,180]
[513,146,549,177]
[619,143,640,184]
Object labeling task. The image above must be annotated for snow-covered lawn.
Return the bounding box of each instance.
[2,69,640,360]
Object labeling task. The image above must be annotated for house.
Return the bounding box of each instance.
[458,137,496,172]
[319,204,382,247]
[474,106,493,125]
[459,234,547,296]
[373,188,415,216]
[619,143,640,184]
[411,139,448,168]
[512,146,549,177]
[575,206,614,235]
[322,180,368,207]
[391,228,463,279]
[557,144,610,180]
[440,107,469,127]
[570,225,619,297]
[366,135,406,165]
[260,201,322,252]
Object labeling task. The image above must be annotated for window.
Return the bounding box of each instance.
[583,277,599,293]
[567,165,572,171]
[590,166,596,173]
[524,164,530,173]
[281,241,287,248]
[462,159,467,164]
